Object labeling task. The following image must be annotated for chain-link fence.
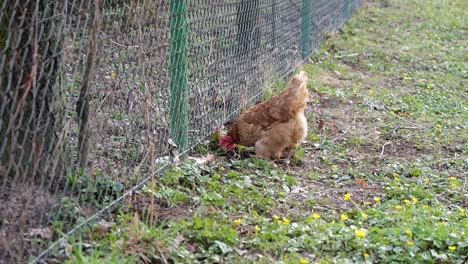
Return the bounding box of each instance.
[0,0,361,262]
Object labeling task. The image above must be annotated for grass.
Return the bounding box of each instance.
[62,0,467,263]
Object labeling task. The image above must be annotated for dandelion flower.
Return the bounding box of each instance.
[299,258,308,264]
[361,213,368,220]
[364,201,371,206]
[341,213,349,221]
[111,72,118,79]
[448,246,456,251]
[282,217,291,225]
[255,225,261,232]
[364,253,370,258]
[395,205,403,210]
[404,199,410,205]
[449,176,457,181]
[374,197,381,203]
[393,173,400,177]
[344,193,352,201]
[369,89,374,95]
[405,230,412,237]
[355,228,367,238]
[273,215,280,221]
[412,197,418,203]
[407,240,414,246]
[332,164,338,169]
[312,213,321,220]
[233,219,243,225]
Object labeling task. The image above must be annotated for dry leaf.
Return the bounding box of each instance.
[26,227,53,240]
[95,219,113,235]
[318,119,325,131]
[356,178,368,188]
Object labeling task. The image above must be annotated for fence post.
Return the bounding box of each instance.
[343,0,351,20]
[300,0,313,59]
[170,0,189,151]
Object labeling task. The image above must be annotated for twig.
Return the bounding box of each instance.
[109,39,140,48]
[380,141,392,157]
[334,53,359,59]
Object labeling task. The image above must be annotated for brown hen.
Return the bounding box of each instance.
[219,71,309,160]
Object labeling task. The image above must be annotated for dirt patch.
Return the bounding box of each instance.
[0,182,58,262]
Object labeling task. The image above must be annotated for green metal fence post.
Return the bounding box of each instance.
[300,0,313,60]
[343,0,351,20]
[170,0,189,151]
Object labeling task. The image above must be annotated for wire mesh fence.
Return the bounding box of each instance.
[0,0,361,262]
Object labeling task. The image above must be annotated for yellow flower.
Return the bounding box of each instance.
[353,89,358,94]
[361,213,368,220]
[460,208,465,213]
[299,258,308,264]
[255,225,261,232]
[219,166,225,171]
[449,176,457,181]
[369,89,374,95]
[423,205,430,209]
[374,197,381,203]
[395,205,403,210]
[364,201,371,206]
[282,217,291,225]
[393,173,400,178]
[364,253,370,258]
[450,183,457,188]
[355,228,367,238]
[312,213,321,220]
[405,230,412,237]
[448,246,456,251]
[358,82,363,85]
[344,193,352,201]
[412,197,418,203]
[404,199,410,205]
[407,240,414,246]
[273,215,280,221]
[332,164,338,169]
[233,218,243,225]
[111,72,117,79]
[341,214,348,221]
[424,178,430,184]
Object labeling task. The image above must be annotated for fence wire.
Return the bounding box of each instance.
[0,0,361,262]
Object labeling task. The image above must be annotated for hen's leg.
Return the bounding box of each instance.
[283,144,298,161]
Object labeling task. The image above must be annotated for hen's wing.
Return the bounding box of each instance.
[239,98,294,129]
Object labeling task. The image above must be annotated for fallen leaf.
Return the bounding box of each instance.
[95,219,113,235]
[290,186,307,194]
[235,247,248,256]
[356,178,368,188]
[318,119,325,131]
[26,227,53,240]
